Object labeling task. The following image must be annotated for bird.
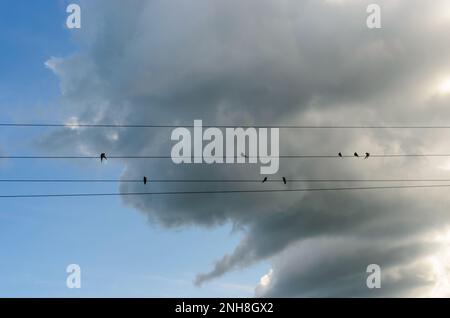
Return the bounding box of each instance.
[364,152,370,159]
[354,152,359,157]
[143,176,148,185]
[100,153,107,162]
[241,152,249,159]
[262,177,268,183]
[338,152,343,158]
[282,177,287,184]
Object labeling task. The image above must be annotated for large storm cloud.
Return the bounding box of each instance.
[41,0,450,296]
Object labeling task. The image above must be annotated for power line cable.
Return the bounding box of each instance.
[2,178,450,183]
[2,184,450,198]
[3,123,450,129]
[1,154,450,159]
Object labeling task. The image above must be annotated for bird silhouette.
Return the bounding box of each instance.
[354,152,359,157]
[100,153,107,162]
[282,177,287,184]
[241,152,249,159]
[262,177,268,183]
[338,152,343,158]
[364,152,370,159]
[143,176,148,185]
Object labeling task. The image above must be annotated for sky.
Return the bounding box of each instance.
[2,0,450,297]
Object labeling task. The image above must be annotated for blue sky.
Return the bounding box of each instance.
[0,0,267,297]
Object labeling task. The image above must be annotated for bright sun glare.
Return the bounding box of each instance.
[438,79,450,95]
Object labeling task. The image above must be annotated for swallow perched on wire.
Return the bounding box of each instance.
[364,152,370,159]
[100,153,107,162]
[241,153,249,159]
[354,152,359,158]
[338,152,343,158]
[282,177,287,184]
[143,176,148,185]
[262,177,268,183]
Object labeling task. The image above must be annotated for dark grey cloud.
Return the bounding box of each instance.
[42,0,450,296]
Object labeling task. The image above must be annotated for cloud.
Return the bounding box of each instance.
[255,236,443,297]
[42,0,450,296]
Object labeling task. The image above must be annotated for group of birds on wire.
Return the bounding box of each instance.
[100,152,372,161]
[2,122,450,198]
[101,153,288,185]
[0,148,447,198]
[338,152,370,159]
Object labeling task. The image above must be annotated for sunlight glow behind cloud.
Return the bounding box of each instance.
[438,79,450,95]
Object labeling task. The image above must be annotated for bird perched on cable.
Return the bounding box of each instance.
[338,152,343,158]
[282,177,287,184]
[143,176,148,185]
[354,152,359,157]
[364,152,370,159]
[241,153,249,159]
[262,177,268,183]
[100,153,107,162]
